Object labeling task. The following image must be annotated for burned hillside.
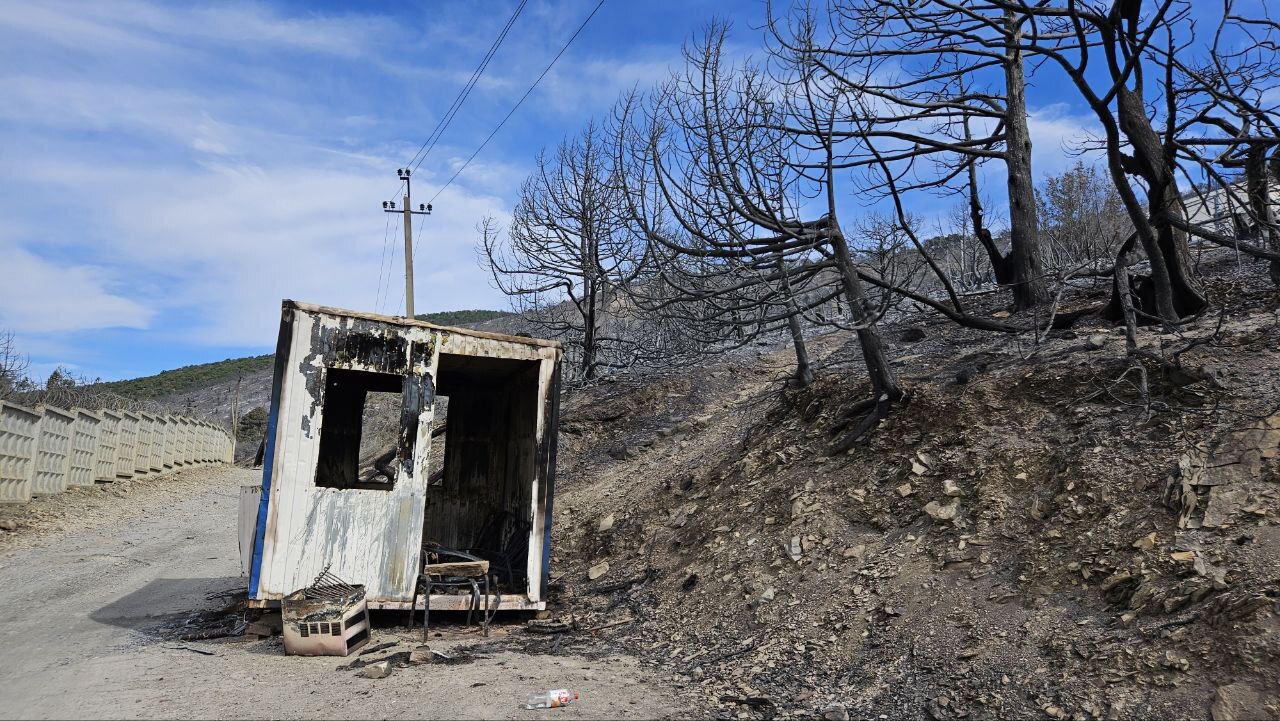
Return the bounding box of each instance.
[534,251,1280,719]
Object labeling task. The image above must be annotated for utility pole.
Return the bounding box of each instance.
[382,168,432,318]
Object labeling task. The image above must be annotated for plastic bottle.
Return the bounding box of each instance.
[526,689,580,709]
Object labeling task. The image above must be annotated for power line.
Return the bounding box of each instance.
[373,213,393,313]
[422,0,606,213]
[386,0,529,201]
[407,0,528,175]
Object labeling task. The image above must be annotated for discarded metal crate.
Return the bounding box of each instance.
[281,569,370,657]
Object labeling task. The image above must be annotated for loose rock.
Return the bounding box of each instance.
[359,661,393,679]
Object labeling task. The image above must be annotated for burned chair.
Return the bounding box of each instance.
[408,544,500,640]
[461,509,531,592]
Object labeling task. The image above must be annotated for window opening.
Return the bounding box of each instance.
[315,368,407,490]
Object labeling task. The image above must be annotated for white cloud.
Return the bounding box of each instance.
[1027,102,1104,176]
[0,246,153,333]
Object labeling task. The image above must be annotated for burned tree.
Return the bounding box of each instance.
[618,25,904,424]
[770,0,1050,309]
[480,122,646,381]
[976,0,1280,322]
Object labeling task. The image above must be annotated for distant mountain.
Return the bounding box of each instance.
[96,354,274,400]
[413,309,513,326]
[91,309,519,461]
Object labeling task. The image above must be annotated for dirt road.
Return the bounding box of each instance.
[0,467,679,720]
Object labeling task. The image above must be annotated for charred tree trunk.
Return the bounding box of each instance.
[1100,82,1207,323]
[966,152,1016,289]
[1002,8,1048,310]
[828,221,905,451]
[1245,144,1280,287]
[786,312,815,387]
[779,257,814,387]
[582,276,599,380]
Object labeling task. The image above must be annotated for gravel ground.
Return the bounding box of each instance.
[0,466,680,720]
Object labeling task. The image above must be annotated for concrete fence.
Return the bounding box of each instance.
[0,400,235,504]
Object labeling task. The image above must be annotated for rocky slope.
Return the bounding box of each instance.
[533,253,1280,720]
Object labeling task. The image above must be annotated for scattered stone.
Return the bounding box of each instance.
[607,445,633,461]
[842,544,866,560]
[1162,650,1190,672]
[597,514,615,532]
[359,661,393,679]
[1085,334,1108,350]
[942,479,963,497]
[820,704,850,721]
[1042,704,1068,719]
[1170,550,1196,563]
[588,561,610,580]
[1133,532,1157,550]
[759,587,776,603]
[897,483,914,498]
[924,499,960,521]
[787,536,802,562]
[0,519,16,531]
[409,645,433,665]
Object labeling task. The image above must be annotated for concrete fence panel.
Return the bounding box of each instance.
[96,411,121,482]
[182,418,195,465]
[133,412,155,476]
[172,417,186,466]
[0,401,40,503]
[199,423,210,464]
[160,416,176,469]
[146,414,164,473]
[116,411,139,480]
[68,409,100,488]
[193,422,205,465]
[33,405,74,496]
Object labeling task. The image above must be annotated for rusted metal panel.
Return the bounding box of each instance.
[0,401,40,503]
[33,405,74,496]
[96,410,120,482]
[251,300,563,609]
[116,411,138,479]
[68,409,100,488]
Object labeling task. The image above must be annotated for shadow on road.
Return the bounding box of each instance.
[90,576,245,637]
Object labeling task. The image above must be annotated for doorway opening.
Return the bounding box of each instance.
[423,353,541,593]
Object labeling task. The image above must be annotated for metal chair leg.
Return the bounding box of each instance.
[464,578,479,628]
[408,575,419,629]
[481,574,490,637]
[423,581,433,642]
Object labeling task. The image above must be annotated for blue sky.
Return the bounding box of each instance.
[0,0,1110,382]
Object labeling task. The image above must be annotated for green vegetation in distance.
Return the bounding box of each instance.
[413,309,512,325]
[95,310,510,400]
[96,354,274,400]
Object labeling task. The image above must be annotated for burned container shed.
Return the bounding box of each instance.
[247,300,562,612]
